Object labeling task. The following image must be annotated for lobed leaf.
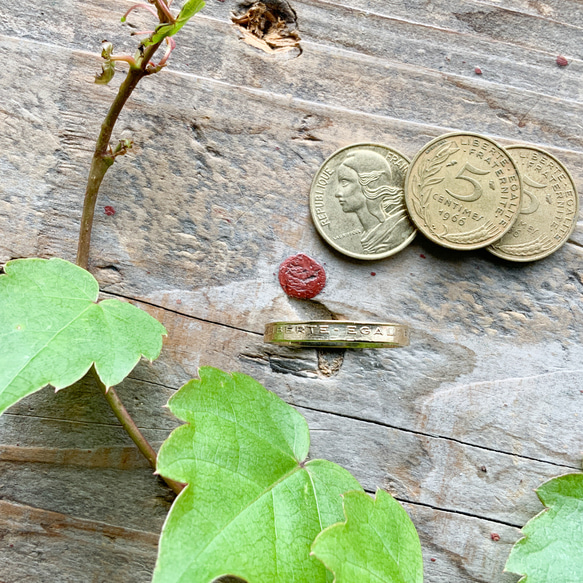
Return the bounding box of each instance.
[143,0,205,46]
[505,473,583,583]
[0,258,167,415]
[312,489,423,583]
[153,367,363,583]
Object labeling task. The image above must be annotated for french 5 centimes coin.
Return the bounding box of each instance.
[309,143,417,260]
[405,133,522,250]
[488,146,579,262]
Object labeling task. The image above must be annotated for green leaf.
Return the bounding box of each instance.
[312,489,423,583]
[505,473,583,583]
[95,41,116,85]
[0,258,166,415]
[143,0,205,46]
[153,367,363,583]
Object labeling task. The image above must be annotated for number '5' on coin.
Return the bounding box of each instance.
[404,133,522,250]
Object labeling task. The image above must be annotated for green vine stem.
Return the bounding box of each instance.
[76,43,161,270]
[76,1,187,495]
[92,369,184,495]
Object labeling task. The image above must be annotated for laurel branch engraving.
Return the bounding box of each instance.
[438,221,499,244]
[491,234,555,256]
[411,141,459,238]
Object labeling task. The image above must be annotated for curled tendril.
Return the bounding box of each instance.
[146,37,176,74]
[158,37,176,67]
[121,3,159,22]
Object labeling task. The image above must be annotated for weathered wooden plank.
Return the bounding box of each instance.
[0,461,172,534]
[4,0,583,112]
[0,412,174,534]
[197,0,583,97]
[0,443,150,470]
[275,0,583,56]
[0,369,572,527]
[406,502,520,583]
[1,38,582,305]
[0,497,521,583]
[2,415,530,583]
[473,0,583,27]
[0,500,159,583]
[1,1,581,581]
[103,298,582,470]
[141,18,583,145]
[7,282,577,477]
[8,0,581,58]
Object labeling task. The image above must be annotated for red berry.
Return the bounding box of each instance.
[556,55,568,67]
[278,254,326,299]
[104,206,116,216]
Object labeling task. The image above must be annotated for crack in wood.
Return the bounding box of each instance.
[102,289,263,336]
[2,412,172,434]
[297,404,581,471]
[378,490,523,529]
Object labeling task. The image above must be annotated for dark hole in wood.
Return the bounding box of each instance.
[232,1,301,55]
[236,0,297,24]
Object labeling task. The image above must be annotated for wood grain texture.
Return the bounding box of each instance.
[1,0,582,581]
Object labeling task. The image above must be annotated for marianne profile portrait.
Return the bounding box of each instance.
[335,150,415,255]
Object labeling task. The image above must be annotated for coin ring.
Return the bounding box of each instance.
[404,132,522,250]
[264,321,410,348]
[487,145,579,262]
[309,143,417,260]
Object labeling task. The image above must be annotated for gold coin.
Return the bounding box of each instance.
[309,143,416,260]
[264,321,410,348]
[488,146,579,262]
[405,133,522,250]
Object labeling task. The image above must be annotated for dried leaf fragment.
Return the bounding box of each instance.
[232,2,301,54]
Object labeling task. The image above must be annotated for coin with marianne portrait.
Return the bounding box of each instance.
[309,143,417,260]
[488,146,579,262]
[405,133,522,250]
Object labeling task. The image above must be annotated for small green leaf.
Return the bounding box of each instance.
[95,41,116,84]
[312,489,423,583]
[505,473,583,583]
[0,258,166,415]
[153,367,363,583]
[143,0,205,46]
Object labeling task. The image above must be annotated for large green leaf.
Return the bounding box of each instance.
[312,489,423,583]
[505,473,583,583]
[153,367,363,583]
[143,0,205,46]
[0,258,166,414]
